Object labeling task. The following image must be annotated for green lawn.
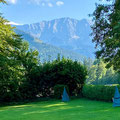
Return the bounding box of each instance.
[0,99,120,120]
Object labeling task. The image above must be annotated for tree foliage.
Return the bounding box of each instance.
[91,0,120,71]
[0,1,40,101]
[29,57,87,97]
[86,59,120,85]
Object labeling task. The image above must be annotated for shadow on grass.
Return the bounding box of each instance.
[23,103,84,116]
[0,98,120,120]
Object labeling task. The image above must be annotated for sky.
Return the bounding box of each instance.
[0,0,108,25]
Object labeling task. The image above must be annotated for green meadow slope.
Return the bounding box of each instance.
[0,99,119,120]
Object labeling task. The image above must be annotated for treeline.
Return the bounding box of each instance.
[85,59,120,85]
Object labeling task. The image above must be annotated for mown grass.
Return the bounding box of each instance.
[0,98,120,120]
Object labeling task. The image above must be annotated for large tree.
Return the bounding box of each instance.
[0,11,24,101]
[0,1,40,102]
[91,0,120,71]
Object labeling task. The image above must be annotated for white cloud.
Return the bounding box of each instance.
[7,21,23,25]
[7,0,17,4]
[29,0,64,7]
[29,0,41,5]
[29,0,48,5]
[29,0,53,7]
[56,1,64,6]
[48,3,53,7]
[8,0,64,7]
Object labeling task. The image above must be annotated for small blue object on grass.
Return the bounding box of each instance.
[113,86,120,107]
[62,87,69,102]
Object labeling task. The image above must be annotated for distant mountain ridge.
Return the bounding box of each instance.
[15,17,95,58]
[15,29,84,62]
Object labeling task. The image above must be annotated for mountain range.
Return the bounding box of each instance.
[15,29,84,62]
[14,17,95,61]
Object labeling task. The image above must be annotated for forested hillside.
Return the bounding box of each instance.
[15,29,84,62]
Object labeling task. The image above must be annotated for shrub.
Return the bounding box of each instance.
[82,85,118,102]
[33,58,87,97]
[50,59,87,96]
[54,84,69,99]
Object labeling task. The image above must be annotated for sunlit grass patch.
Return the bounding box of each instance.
[0,99,120,120]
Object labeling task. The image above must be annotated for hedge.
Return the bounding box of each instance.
[54,84,69,99]
[82,85,119,102]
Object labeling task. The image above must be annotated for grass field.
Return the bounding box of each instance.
[0,98,120,120]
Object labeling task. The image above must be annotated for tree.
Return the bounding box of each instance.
[17,42,40,99]
[83,57,93,71]
[87,59,107,85]
[95,60,106,84]
[52,59,87,95]
[86,59,120,85]
[86,65,97,84]
[0,13,24,101]
[0,1,40,101]
[91,0,120,71]
[0,17,39,101]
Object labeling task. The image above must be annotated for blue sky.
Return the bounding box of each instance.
[0,0,107,24]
